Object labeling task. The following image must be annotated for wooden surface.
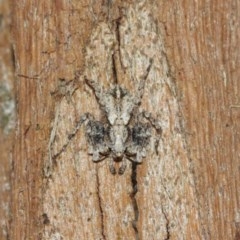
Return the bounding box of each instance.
[162,1,240,239]
[0,0,14,239]
[9,0,240,239]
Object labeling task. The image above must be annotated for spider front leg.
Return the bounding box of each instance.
[108,155,116,175]
[107,155,127,175]
[118,156,127,175]
[84,76,111,112]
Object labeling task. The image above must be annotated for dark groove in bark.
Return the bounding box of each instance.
[131,163,139,240]
[162,206,170,240]
[96,171,106,240]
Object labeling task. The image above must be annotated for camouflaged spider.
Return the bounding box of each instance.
[77,59,161,174]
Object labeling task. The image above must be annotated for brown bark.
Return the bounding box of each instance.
[162,1,240,239]
[0,0,15,239]
[10,0,239,239]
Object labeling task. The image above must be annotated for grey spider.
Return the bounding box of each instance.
[77,58,161,174]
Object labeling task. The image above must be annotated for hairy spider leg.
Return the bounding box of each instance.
[68,113,95,141]
[85,76,117,124]
[108,155,116,175]
[126,147,145,164]
[49,113,95,165]
[137,111,162,132]
[134,59,153,106]
[91,154,110,162]
[84,77,102,99]
[118,156,127,175]
[130,156,143,163]
[108,155,127,175]
[137,111,162,155]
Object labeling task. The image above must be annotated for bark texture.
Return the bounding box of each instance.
[0,0,15,239]
[10,0,239,240]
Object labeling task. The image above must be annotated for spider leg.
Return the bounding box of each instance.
[126,148,145,163]
[126,156,135,162]
[92,154,110,162]
[108,156,116,175]
[137,111,162,133]
[126,118,153,165]
[134,59,153,106]
[84,76,118,124]
[126,153,144,164]
[136,111,162,155]
[52,112,93,158]
[68,113,94,141]
[92,153,115,173]
[118,156,127,175]
[84,76,103,102]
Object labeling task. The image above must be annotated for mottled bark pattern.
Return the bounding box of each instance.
[10,0,239,239]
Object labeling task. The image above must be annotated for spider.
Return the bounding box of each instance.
[77,58,161,174]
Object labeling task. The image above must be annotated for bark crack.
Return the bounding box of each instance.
[162,206,170,240]
[96,170,106,240]
[130,163,139,240]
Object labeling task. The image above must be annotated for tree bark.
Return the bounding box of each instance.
[0,0,15,239]
[10,0,239,239]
